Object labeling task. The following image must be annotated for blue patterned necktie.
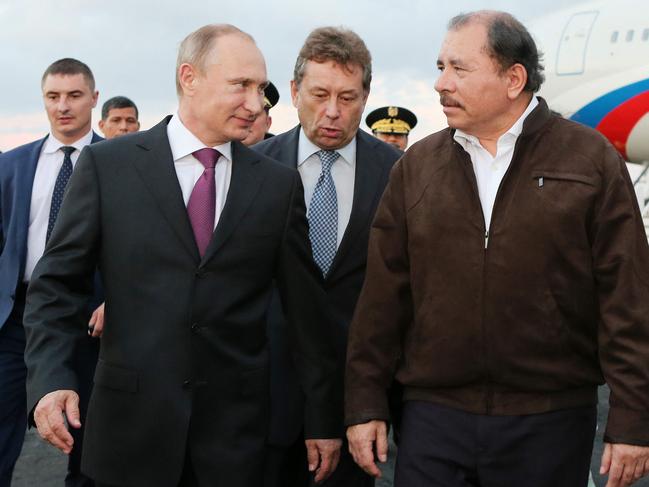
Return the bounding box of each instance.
[46,146,75,242]
[308,150,340,277]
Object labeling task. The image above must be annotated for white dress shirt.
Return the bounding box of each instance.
[167,112,232,230]
[297,129,356,248]
[454,96,538,230]
[24,130,94,282]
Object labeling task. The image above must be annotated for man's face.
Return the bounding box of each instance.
[42,73,98,144]
[242,109,272,146]
[374,132,408,151]
[180,33,267,146]
[434,22,512,138]
[98,107,140,139]
[291,60,368,150]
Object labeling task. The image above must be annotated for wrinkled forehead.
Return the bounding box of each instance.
[438,21,489,61]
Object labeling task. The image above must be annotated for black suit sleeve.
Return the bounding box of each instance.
[23,146,101,412]
[275,172,343,439]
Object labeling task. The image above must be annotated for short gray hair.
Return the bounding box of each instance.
[175,24,254,96]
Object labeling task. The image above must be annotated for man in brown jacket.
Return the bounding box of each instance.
[345,10,649,487]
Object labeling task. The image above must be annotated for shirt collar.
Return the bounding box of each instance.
[167,111,232,163]
[297,127,356,167]
[42,129,94,155]
[454,95,539,149]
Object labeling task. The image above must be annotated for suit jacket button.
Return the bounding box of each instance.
[191,323,200,333]
[182,379,192,389]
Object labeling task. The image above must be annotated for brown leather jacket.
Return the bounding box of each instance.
[345,98,649,445]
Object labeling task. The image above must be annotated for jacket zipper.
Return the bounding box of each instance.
[456,143,494,414]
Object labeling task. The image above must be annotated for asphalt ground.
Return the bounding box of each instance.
[13,386,649,486]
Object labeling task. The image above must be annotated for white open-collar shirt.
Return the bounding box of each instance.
[454,96,538,230]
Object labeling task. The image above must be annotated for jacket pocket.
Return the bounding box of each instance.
[93,359,138,393]
[531,170,596,187]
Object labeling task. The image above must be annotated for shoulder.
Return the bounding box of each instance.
[356,130,402,167]
[234,141,297,179]
[252,127,297,156]
[0,137,46,170]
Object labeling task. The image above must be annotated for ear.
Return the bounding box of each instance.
[92,90,99,109]
[178,63,198,96]
[98,119,105,135]
[290,80,299,108]
[506,63,527,100]
[265,115,273,132]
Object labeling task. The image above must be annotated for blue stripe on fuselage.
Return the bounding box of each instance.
[569,78,649,127]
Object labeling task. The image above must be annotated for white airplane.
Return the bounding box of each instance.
[528,0,649,164]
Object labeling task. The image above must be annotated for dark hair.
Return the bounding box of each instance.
[101,96,139,120]
[449,11,545,93]
[41,58,95,91]
[294,26,372,92]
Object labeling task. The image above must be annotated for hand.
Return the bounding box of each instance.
[33,390,81,454]
[347,420,388,478]
[305,438,342,483]
[601,442,649,486]
[88,302,105,337]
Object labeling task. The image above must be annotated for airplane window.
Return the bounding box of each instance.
[611,30,619,43]
[643,28,649,41]
[626,30,634,42]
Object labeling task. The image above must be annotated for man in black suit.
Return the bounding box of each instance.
[253,27,402,487]
[23,24,341,487]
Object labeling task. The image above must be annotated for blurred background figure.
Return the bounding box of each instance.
[365,106,417,151]
[98,96,140,139]
[242,81,279,145]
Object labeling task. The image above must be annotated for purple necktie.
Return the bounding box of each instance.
[188,148,221,256]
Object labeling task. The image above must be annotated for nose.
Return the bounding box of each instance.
[119,120,128,131]
[434,68,452,94]
[57,95,70,113]
[244,88,264,117]
[324,97,340,119]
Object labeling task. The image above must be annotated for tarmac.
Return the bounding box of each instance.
[12,386,649,486]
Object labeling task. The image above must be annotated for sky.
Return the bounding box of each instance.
[0,0,585,151]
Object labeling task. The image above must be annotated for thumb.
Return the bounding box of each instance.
[600,442,612,475]
[306,441,320,472]
[64,392,81,429]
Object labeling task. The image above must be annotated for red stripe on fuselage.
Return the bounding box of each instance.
[596,91,649,160]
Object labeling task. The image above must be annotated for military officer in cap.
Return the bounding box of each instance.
[365,105,417,151]
[242,80,280,145]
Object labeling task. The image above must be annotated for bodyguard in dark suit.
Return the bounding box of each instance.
[254,27,401,487]
[23,25,342,487]
[0,58,101,487]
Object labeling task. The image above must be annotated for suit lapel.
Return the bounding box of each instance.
[200,141,265,266]
[132,117,199,261]
[15,137,48,270]
[328,131,387,278]
[276,126,301,169]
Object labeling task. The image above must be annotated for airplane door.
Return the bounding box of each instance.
[556,11,599,75]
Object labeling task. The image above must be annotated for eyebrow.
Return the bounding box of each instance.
[44,89,84,96]
[228,77,269,88]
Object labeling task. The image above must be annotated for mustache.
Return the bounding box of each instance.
[439,94,462,109]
